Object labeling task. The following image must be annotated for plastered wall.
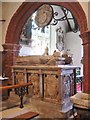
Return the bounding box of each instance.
[88,1,90,30]
[0,1,89,54]
[65,32,83,71]
[2,2,22,45]
[0,2,2,51]
[79,1,88,23]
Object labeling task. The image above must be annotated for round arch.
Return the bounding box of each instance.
[3,1,90,91]
[5,2,88,44]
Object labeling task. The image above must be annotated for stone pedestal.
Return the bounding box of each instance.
[80,31,90,94]
[12,64,79,112]
[71,92,90,119]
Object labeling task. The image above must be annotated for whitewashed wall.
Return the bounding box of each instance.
[0,2,2,51]
[65,31,83,74]
[2,2,22,45]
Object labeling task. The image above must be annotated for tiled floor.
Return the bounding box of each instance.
[0,92,74,119]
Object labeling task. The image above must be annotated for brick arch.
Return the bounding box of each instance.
[3,1,90,91]
[5,2,88,44]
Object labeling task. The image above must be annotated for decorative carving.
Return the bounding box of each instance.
[62,52,72,64]
[56,27,64,52]
[15,55,65,66]
[15,55,51,65]
[16,73,25,84]
[12,65,78,111]
[35,4,53,27]
[42,47,49,56]
[63,75,72,99]
[28,74,40,96]
[44,75,58,99]
[15,86,29,108]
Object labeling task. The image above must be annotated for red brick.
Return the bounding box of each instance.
[2,2,89,94]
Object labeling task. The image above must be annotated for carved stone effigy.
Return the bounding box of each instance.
[12,55,78,112]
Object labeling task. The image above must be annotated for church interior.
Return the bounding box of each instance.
[0,1,90,119]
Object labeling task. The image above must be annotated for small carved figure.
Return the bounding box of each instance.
[56,27,64,52]
[42,47,49,56]
[62,53,72,64]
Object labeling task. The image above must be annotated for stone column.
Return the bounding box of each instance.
[80,31,90,94]
[2,43,21,84]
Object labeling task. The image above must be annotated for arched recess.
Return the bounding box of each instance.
[3,1,90,94]
[5,2,88,44]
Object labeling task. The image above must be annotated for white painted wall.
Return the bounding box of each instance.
[19,45,33,56]
[0,2,2,74]
[0,2,3,51]
[88,2,90,30]
[2,2,22,44]
[65,31,83,74]
[79,1,88,24]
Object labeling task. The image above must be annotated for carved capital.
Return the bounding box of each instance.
[2,43,21,52]
[80,31,90,45]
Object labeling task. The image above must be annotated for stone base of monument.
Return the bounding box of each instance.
[70,92,90,119]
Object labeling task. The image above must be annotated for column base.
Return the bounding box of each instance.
[71,92,90,119]
[71,92,90,109]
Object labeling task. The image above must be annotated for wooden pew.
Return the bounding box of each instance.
[0,82,33,108]
[0,82,33,90]
[7,111,39,120]
[1,83,39,119]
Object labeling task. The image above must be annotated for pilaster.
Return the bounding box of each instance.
[80,31,90,94]
[2,43,21,84]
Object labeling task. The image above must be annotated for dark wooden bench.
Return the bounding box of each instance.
[7,111,39,120]
[0,82,33,108]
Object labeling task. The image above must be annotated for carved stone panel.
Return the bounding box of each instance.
[28,73,40,97]
[60,74,73,110]
[62,75,73,99]
[16,72,25,84]
[44,75,59,100]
